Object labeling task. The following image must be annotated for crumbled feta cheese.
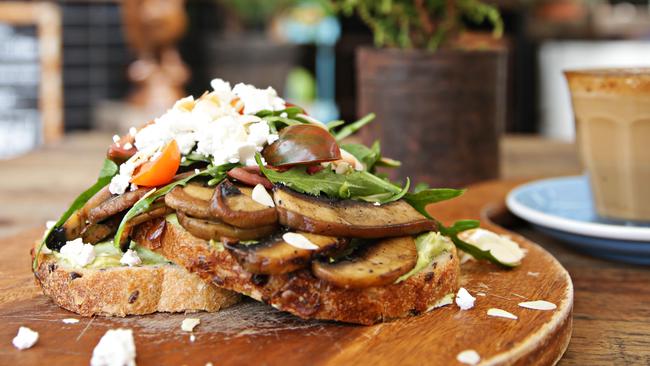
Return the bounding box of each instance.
[181,318,200,332]
[120,249,142,267]
[109,158,138,195]
[518,300,557,311]
[129,127,137,137]
[123,142,132,150]
[455,287,476,310]
[459,228,525,266]
[91,329,136,366]
[12,326,38,350]
[457,349,480,365]
[45,220,56,229]
[181,156,186,163]
[62,318,80,324]
[60,238,96,267]
[487,308,518,320]
[373,202,381,206]
[232,82,285,114]
[251,184,275,207]
[194,168,201,175]
[335,161,351,175]
[340,149,364,171]
[283,233,319,250]
[112,135,120,143]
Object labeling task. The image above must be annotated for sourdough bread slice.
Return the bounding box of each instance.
[134,218,460,325]
[32,246,240,317]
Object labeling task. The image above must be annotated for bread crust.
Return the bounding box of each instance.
[134,219,460,325]
[32,246,240,317]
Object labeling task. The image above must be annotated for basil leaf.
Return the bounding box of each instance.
[404,188,466,218]
[334,113,375,141]
[112,164,233,249]
[180,152,211,167]
[33,159,118,270]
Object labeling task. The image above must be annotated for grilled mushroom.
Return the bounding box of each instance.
[312,236,417,289]
[210,179,278,228]
[225,232,346,274]
[176,211,277,241]
[273,187,436,238]
[165,183,213,219]
[87,188,150,224]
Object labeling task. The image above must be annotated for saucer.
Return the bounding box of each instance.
[506,176,650,265]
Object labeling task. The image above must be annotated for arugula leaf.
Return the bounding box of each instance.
[112,163,233,249]
[374,156,401,168]
[404,188,466,218]
[326,120,345,131]
[334,113,375,141]
[180,152,211,167]
[33,159,118,270]
[395,232,453,283]
[341,141,381,171]
[256,154,405,203]
[434,220,516,267]
[255,106,303,118]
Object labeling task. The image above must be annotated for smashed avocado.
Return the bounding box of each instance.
[53,241,170,269]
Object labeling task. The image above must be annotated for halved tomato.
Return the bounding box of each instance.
[131,140,181,187]
[262,124,341,167]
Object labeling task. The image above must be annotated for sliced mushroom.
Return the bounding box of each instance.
[210,179,278,228]
[164,184,213,219]
[312,236,417,289]
[80,215,121,244]
[176,211,277,241]
[273,187,436,238]
[60,186,113,241]
[87,188,149,224]
[225,232,347,274]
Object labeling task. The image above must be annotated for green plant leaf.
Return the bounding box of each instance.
[334,113,375,141]
[33,159,118,270]
[437,220,516,267]
[403,188,466,218]
[112,163,234,249]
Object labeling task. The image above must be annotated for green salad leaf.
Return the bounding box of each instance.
[33,159,118,270]
[180,152,211,167]
[396,232,453,283]
[334,113,375,141]
[112,163,235,249]
[403,188,466,216]
[326,120,345,131]
[256,154,406,203]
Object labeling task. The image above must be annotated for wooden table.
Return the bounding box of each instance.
[1,132,648,365]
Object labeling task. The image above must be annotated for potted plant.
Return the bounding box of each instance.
[203,0,300,94]
[334,0,507,188]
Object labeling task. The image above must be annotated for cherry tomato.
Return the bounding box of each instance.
[131,140,181,187]
[262,124,341,167]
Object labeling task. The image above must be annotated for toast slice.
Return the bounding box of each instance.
[32,244,240,317]
[134,218,460,325]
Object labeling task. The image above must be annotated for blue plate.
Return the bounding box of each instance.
[506,176,650,265]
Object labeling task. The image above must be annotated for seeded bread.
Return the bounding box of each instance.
[32,246,240,317]
[134,219,460,325]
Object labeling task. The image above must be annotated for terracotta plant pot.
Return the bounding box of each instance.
[356,47,507,188]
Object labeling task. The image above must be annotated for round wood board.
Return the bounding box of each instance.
[0,180,572,365]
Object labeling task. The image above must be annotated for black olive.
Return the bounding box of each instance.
[45,226,67,251]
[251,274,269,286]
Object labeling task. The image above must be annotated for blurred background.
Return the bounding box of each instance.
[2,0,650,159]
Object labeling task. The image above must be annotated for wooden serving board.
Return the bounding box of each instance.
[0,180,572,365]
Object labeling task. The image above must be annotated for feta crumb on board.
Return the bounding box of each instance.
[456,349,481,365]
[120,249,142,267]
[282,233,319,250]
[487,308,518,320]
[91,329,136,366]
[455,288,476,310]
[62,318,80,324]
[12,326,39,350]
[60,238,96,267]
[518,300,557,311]
[251,184,275,207]
[181,318,201,332]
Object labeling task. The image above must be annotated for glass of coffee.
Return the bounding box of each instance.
[565,68,650,222]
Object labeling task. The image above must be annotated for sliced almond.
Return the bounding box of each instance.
[487,308,518,320]
[282,232,319,250]
[518,300,557,311]
[181,318,200,332]
[251,184,275,207]
[459,228,525,266]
